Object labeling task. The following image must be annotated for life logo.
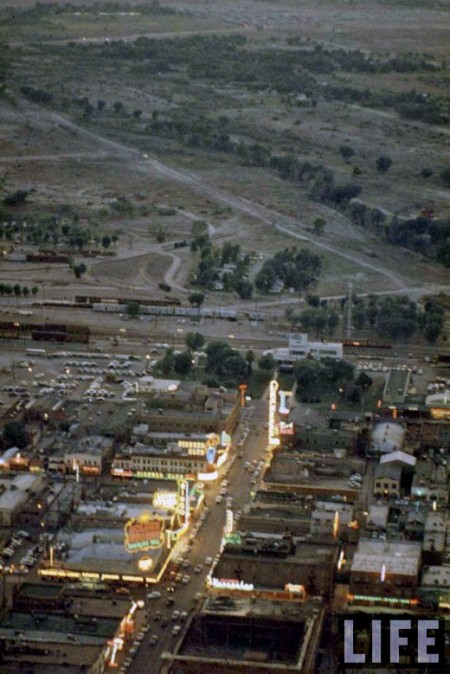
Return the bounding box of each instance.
[340,614,446,668]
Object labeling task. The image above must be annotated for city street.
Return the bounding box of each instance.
[126,398,269,674]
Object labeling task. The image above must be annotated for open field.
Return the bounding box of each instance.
[0,0,448,323]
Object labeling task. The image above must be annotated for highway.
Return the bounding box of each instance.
[125,397,269,674]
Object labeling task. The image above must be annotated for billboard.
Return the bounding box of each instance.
[124,514,164,553]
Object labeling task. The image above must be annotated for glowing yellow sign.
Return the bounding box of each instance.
[124,514,164,553]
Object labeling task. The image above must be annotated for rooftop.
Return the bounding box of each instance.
[351,540,421,576]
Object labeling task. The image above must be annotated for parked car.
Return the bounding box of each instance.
[147,591,162,600]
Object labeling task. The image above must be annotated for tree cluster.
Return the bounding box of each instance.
[190,222,252,298]
[205,341,248,386]
[285,305,339,336]
[294,358,355,403]
[255,246,322,294]
[351,294,445,343]
[0,283,38,297]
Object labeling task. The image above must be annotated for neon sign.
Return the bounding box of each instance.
[153,491,177,510]
[278,390,292,415]
[211,578,254,591]
[268,379,280,446]
[224,509,234,535]
[178,479,190,525]
[124,514,164,553]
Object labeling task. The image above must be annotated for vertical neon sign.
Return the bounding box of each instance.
[269,379,280,446]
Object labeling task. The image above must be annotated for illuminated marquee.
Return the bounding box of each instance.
[268,379,280,446]
[153,491,177,511]
[211,578,254,591]
[124,514,164,553]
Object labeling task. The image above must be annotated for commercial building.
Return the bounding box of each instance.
[349,539,422,605]
[211,532,337,599]
[263,451,365,499]
[47,435,114,476]
[111,431,231,482]
[135,381,240,435]
[0,472,46,526]
[263,333,343,367]
[161,595,323,674]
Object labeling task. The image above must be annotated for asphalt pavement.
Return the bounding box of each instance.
[125,398,269,674]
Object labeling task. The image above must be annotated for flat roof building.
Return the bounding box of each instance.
[349,539,421,604]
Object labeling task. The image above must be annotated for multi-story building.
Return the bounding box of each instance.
[112,431,231,482]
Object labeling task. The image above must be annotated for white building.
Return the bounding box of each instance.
[264,333,343,365]
[0,473,46,526]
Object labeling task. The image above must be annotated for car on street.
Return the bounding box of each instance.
[147,591,162,600]
[194,564,203,574]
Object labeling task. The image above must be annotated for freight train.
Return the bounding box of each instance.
[0,321,90,344]
[342,339,392,350]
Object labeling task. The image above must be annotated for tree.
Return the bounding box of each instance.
[424,319,443,343]
[73,263,87,279]
[159,348,174,375]
[155,226,166,243]
[339,145,355,161]
[205,341,247,383]
[188,292,205,308]
[185,332,205,351]
[31,286,38,296]
[440,168,450,187]
[125,301,141,319]
[113,101,124,114]
[245,350,255,375]
[313,217,327,236]
[101,235,111,250]
[174,350,193,376]
[355,371,373,390]
[420,168,433,179]
[22,286,30,298]
[3,189,28,206]
[235,279,253,299]
[13,283,21,298]
[3,421,27,449]
[257,353,276,373]
[376,156,392,173]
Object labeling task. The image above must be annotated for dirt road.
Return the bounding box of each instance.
[8,107,450,298]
